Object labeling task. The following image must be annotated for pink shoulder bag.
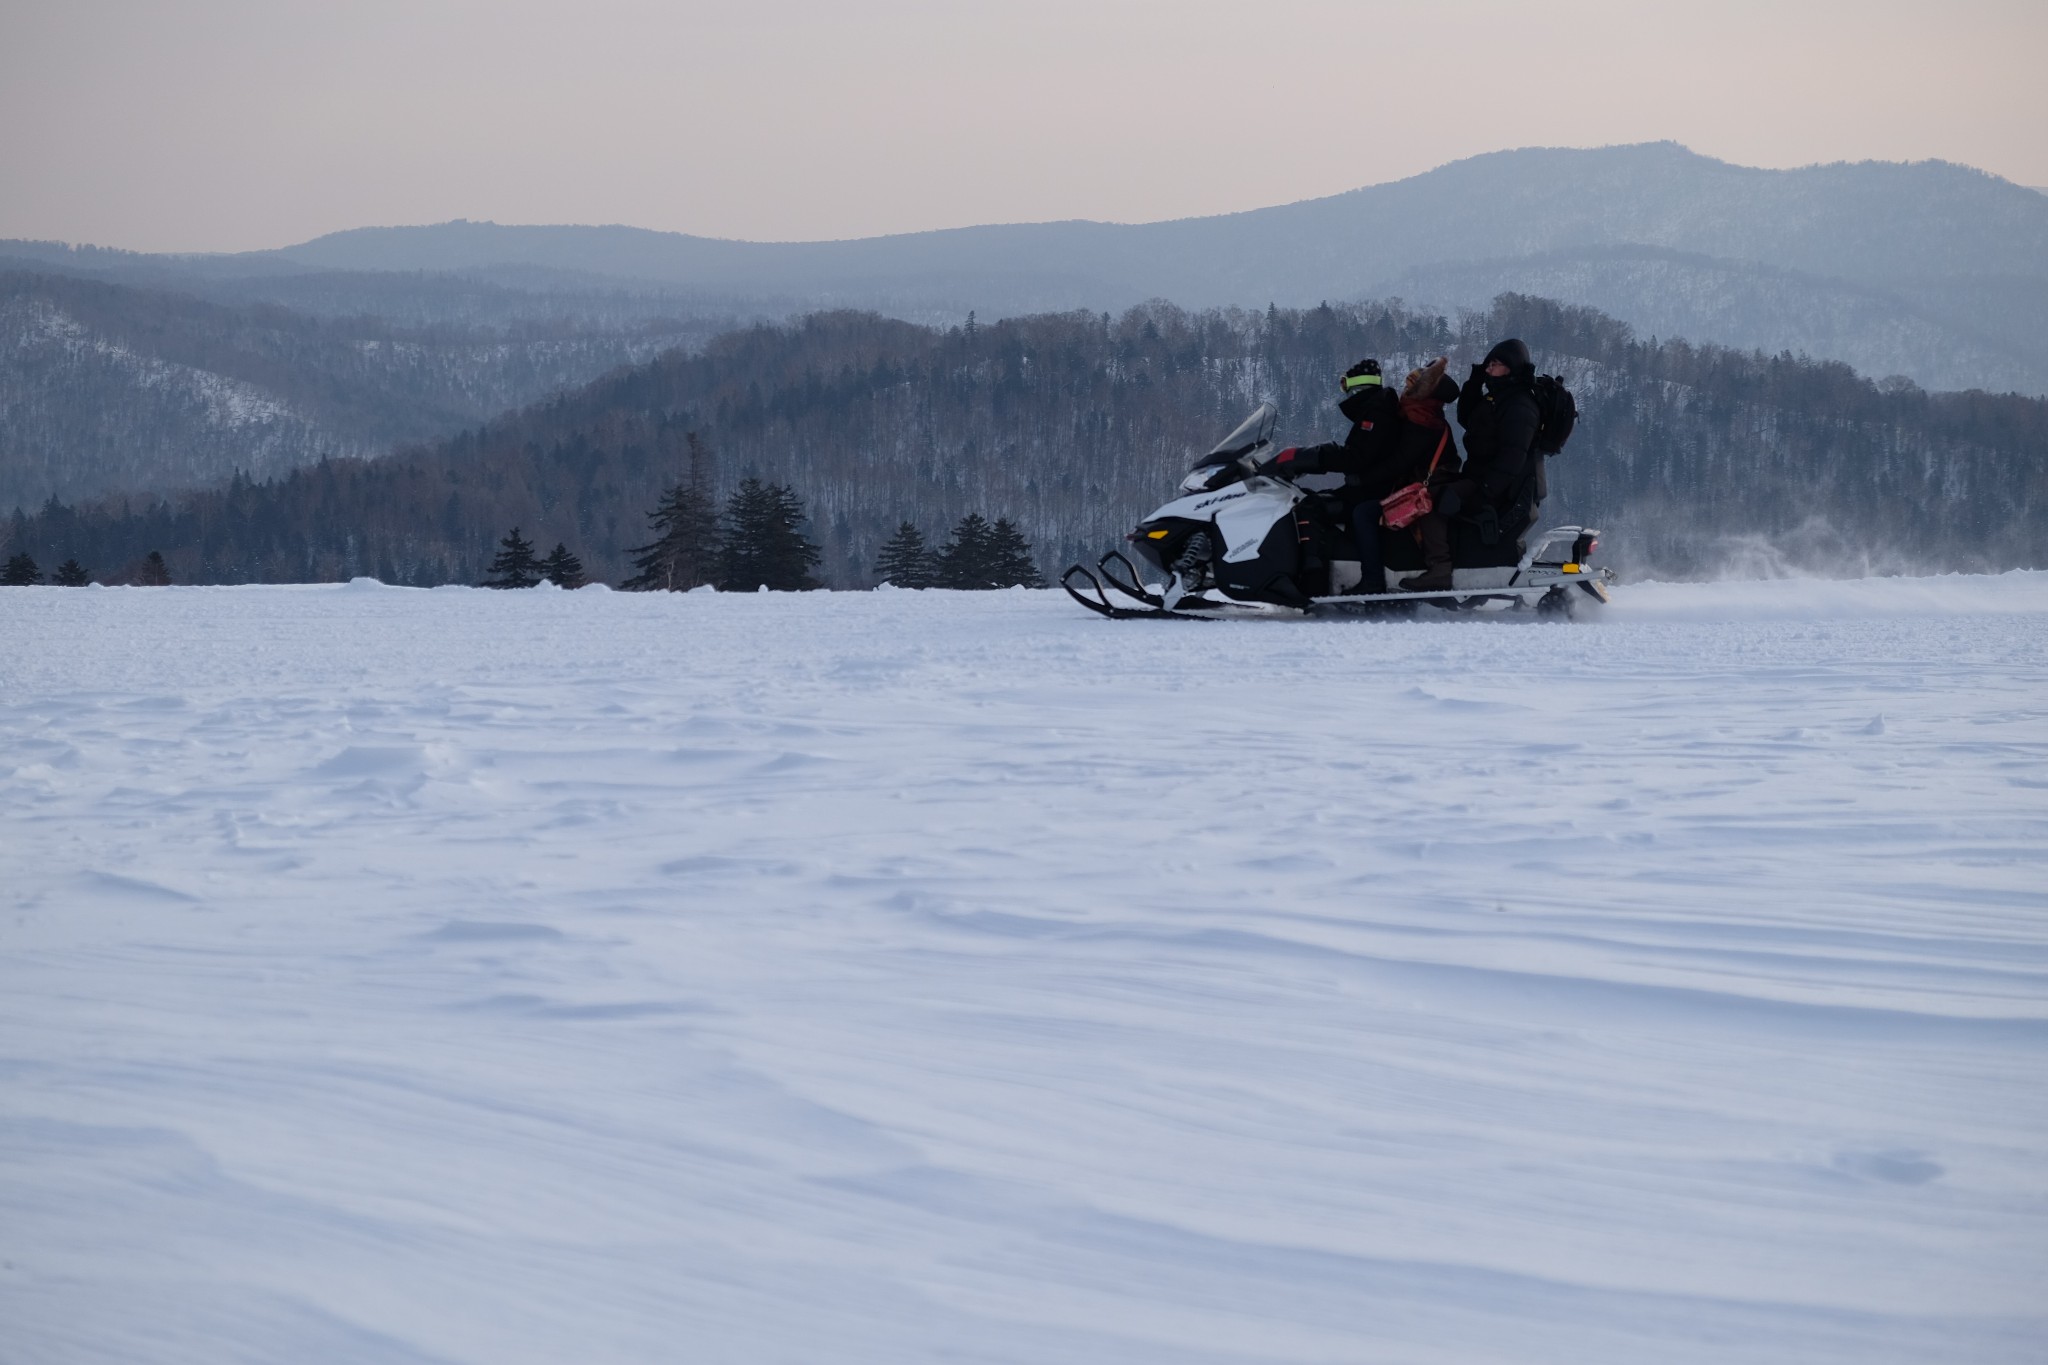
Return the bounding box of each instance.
[1379,428,1449,529]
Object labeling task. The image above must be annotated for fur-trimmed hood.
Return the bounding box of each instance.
[1402,356,1458,403]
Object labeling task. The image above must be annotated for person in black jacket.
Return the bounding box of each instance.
[1259,358,1401,488]
[1251,358,1415,592]
[1402,337,1541,590]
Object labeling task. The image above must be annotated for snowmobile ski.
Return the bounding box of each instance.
[1060,553,1275,620]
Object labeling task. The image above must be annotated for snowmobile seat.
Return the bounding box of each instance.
[1378,516,1530,572]
[1451,515,1530,568]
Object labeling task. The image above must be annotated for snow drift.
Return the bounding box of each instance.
[3,575,2044,1363]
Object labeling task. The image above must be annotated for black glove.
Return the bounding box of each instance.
[1435,486,1462,518]
[1242,447,1299,479]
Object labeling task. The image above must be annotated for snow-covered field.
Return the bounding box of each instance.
[4,575,2045,1364]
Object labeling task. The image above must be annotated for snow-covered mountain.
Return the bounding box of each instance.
[1374,246,2048,395]
[0,270,729,511]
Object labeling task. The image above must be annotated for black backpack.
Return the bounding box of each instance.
[1530,374,1577,454]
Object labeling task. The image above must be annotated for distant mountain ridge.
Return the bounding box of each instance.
[12,142,2046,396]
[259,143,2046,299]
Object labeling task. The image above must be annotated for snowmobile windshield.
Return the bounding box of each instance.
[1197,403,1278,467]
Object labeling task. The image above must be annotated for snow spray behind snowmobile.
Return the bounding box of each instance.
[1061,403,1614,619]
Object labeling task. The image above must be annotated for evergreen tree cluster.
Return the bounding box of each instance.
[4,298,2043,585]
[715,478,821,591]
[875,515,1042,588]
[0,550,164,586]
[482,528,587,588]
[539,544,585,589]
[621,448,822,593]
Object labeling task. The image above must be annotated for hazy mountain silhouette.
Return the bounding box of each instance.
[17,142,2041,394]
[255,143,2043,299]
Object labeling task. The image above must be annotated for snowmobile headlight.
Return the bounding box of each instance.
[1146,529,1169,539]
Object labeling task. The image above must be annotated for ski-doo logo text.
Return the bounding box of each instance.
[1191,487,1249,511]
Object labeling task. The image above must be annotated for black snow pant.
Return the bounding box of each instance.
[1348,505,1387,594]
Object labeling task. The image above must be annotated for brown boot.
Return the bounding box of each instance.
[1401,515,1454,590]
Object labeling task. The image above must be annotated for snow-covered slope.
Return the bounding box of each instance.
[4,578,2045,1363]
[1373,247,2046,396]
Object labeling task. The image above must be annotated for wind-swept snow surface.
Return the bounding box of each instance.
[4,576,2046,1364]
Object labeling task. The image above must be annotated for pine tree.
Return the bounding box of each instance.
[483,527,541,588]
[621,433,720,591]
[873,522,935,588]
[52,558,90,587]
[137,551,171,586]
[2,553,41,586]
[538,543,586,589]
[934,513,997,589]
[622,482,719,590]
[987,519,1045,588]
[718,478,821,591]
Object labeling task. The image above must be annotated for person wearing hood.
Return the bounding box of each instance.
[1251,358,1402,590]
[1402,337,1541,590]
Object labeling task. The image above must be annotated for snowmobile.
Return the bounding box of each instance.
[1062,403,1614,620]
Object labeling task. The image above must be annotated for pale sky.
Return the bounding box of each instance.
[3,0,2044,253]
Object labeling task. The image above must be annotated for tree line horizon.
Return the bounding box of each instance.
[3,295,2043,586]
[3,458,1047,591]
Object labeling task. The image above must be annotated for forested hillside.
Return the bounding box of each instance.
[0,271,728,509]
[5,296,2042,588]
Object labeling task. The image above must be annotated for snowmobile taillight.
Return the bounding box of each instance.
[1572,532,1599,562]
